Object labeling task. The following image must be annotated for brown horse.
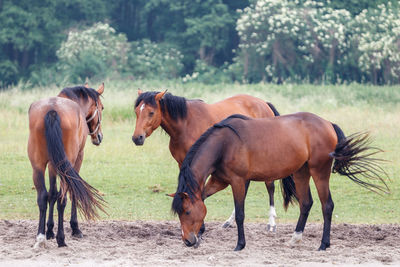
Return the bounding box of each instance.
[170,113,388,251]
[132,90,294,231]
[28,84,106,249]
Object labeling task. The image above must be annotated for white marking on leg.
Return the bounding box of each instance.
[289,231,303,246]
[267,206,277,232]
[222,209,235,228]
[140,103,145,113]
[33,233,46,249]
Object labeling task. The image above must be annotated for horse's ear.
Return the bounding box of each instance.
[97,83,104,95]
[155,90,167,102]
[138,88,143,96]
[166,193,175,198]
[84,83,89,88]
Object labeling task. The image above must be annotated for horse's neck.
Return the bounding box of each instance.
[161,101,210,160]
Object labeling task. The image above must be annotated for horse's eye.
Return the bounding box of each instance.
[149,112,154,117]
[185,211,191,215]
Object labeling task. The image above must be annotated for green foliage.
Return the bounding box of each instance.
[0,60,18,88]
[1,0,400,86]
[233,0,400,84]
[57,22,129,83]
[128,39,184,80]
[351,3,400,84]
[182,60,231,84]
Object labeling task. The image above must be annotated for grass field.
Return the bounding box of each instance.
[0,80,399,224]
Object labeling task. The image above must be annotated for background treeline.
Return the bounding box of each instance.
[0,0,399,88]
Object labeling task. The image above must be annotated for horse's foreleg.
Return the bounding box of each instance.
[221,180,250,229]
[33,168,47,249]
[290,165,312,246]
[56,191,67,247]
[265,181,277,232]
[70,150,84,238]
[231,181,247,251]
[46,166,57,240]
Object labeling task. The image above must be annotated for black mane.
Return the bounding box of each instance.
[171,114,250,215]
[135,91,187,121]
[59,86,100,103]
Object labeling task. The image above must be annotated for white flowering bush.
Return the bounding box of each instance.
[352,3,400,84]
[57,22,129,82]
[235,0,352,83]
[128,39,184,79]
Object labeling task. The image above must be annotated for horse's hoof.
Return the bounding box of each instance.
[234,244,245,251]
[222,221,234,228]
[267,224,276,232]
[72,230,83,238]
[46,231,55,240]
[58,242,67,247]
[318,243,330,251]
[33,234,46,250]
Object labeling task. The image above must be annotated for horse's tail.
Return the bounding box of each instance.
[266,102,299,210]
[280,175,298,210]
[267,102,280,116]
[44,110,106,220]
[330,123,389,194]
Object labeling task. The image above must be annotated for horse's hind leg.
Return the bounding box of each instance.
[46,166,57,240]
[32,168,48,249]
[56,191,67,247]
[310,164,334,251]
[265,181,277,232]
[70,150,84,238]
[289,164,313,246]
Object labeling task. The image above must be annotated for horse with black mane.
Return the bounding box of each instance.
[132,90,295,231]
[170,113,388,251]
[28,84,106,248]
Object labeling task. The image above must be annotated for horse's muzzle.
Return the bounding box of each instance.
[132,135,145,146]
[92,133,102,146]
[183,234,199,248]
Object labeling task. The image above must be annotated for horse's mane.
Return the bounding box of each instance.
[59,86,100,104]
[135,91,188,121]
[171,114,250,215]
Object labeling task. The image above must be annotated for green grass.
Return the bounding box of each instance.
[0,81,399,224]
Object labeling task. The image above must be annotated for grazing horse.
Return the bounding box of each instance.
[28,84,106,249]
[132,90,295,231]
[170,113,388,251]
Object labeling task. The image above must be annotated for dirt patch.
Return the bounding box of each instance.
[0,220,399,266]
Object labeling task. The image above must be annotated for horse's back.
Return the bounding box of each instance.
[28,97,84,167]
[209,94,274,119]
[219,112,337,179]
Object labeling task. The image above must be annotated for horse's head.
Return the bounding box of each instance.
[87,83,105,146]
[132,90,166,146]
[169,192,207,248]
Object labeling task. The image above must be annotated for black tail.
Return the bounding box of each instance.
[267,102,280,116]
[267,102,298,209]
[330,123,389,194]
[44,110,106,220]
[280,175,298,210]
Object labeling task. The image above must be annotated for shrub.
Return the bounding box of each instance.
[351,3,400,84]
[57,22,129,83]
[234,0,352,83]
[128,39,184,80]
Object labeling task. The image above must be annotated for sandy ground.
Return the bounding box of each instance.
[0,220,399,266]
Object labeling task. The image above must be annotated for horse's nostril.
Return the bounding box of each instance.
[184,239,192,247]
